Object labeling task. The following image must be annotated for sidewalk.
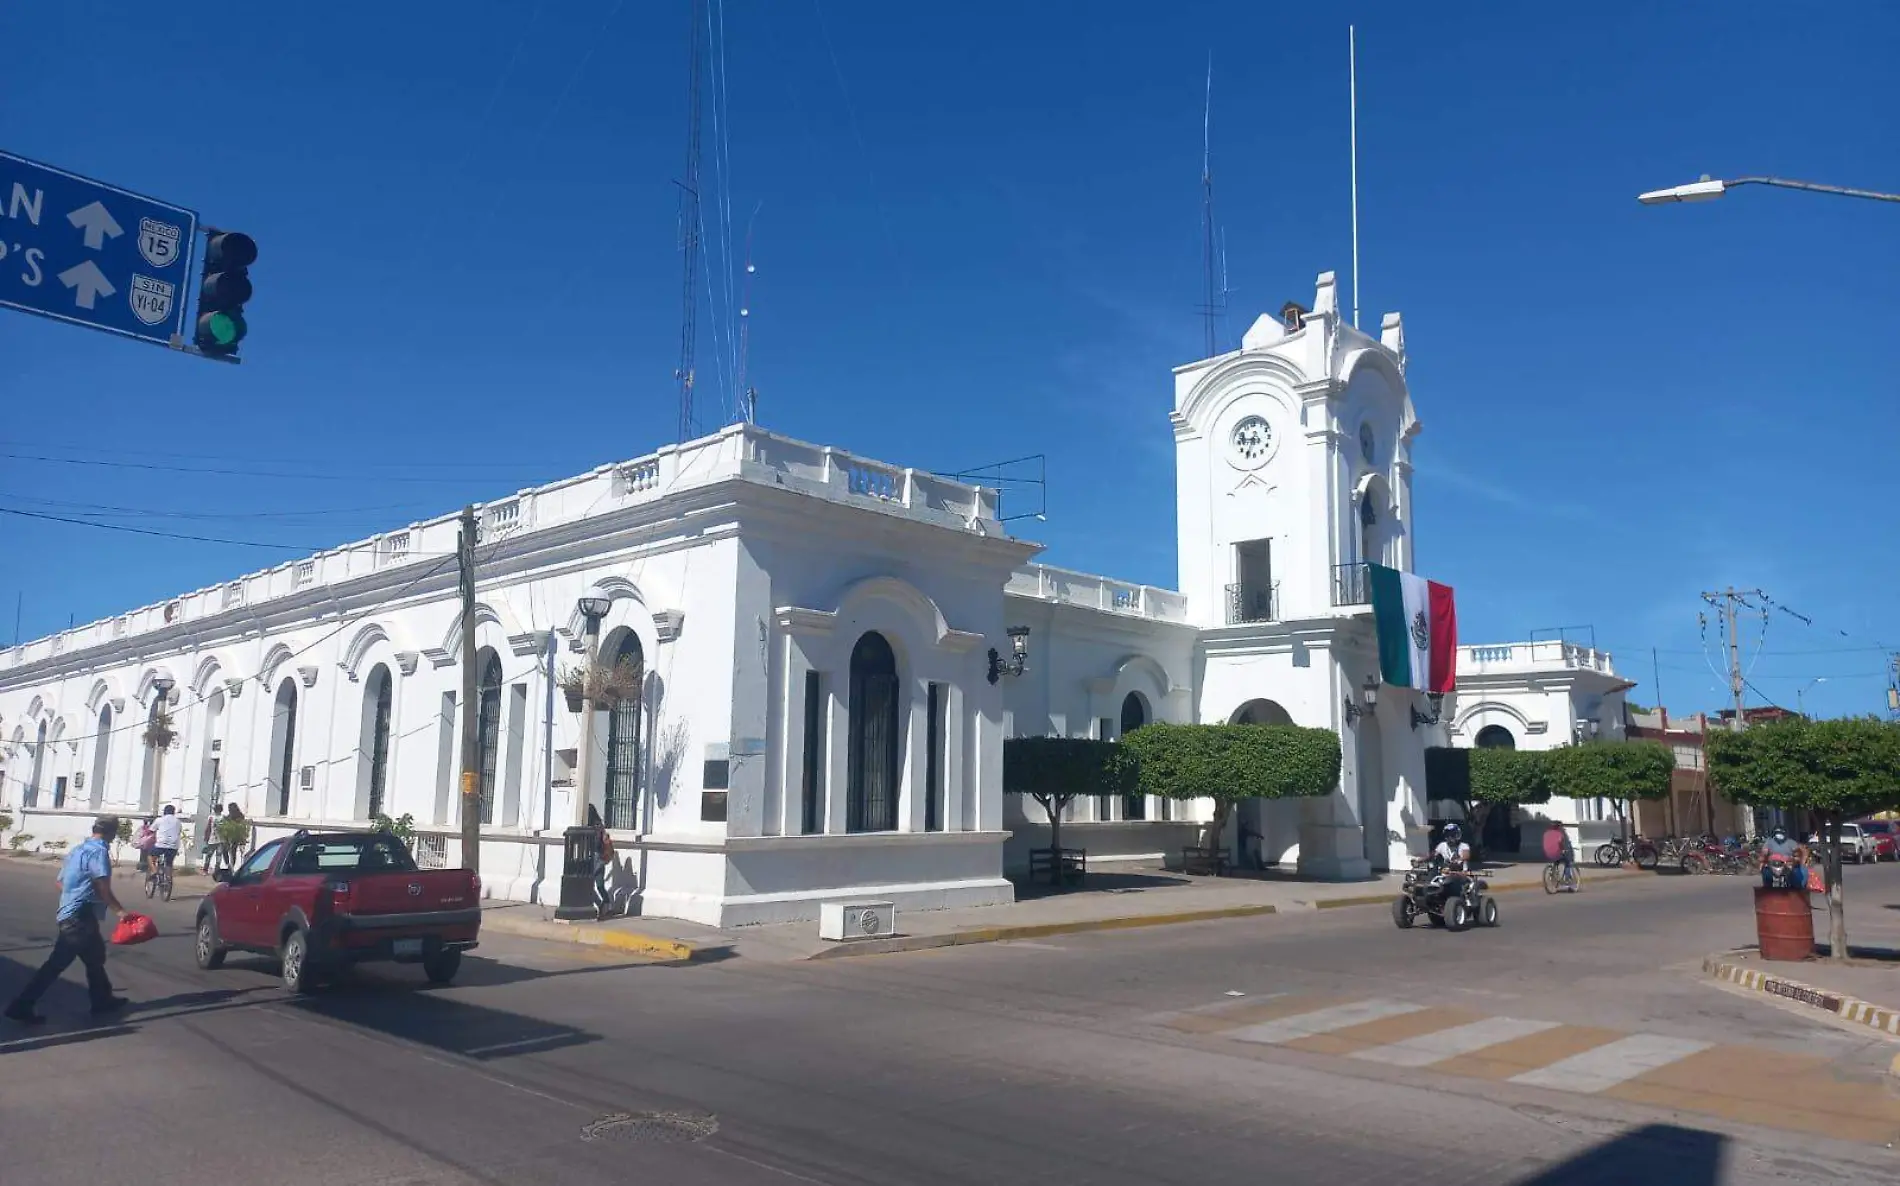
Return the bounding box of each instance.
[480,859,1651,964]
[1702,897,1900,1050]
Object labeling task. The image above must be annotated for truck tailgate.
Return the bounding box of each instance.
[341,870,478,918]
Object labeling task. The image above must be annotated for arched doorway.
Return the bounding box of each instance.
[91,706,112,810]
[1229,698,1293,726]
[28,719,47,807]
[1228,698,1296,865]
[603,632,645,830]
[1475,725,1515,749]
[357,666,393,820]
[1120,692,1149,820]
[270,678,299,815]
[474,649,504,825]
[847,631,901,833]
[198,691,225,815]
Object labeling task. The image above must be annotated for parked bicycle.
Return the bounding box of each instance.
[1594,835,1660,870]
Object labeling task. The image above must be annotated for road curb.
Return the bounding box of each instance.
[480,911,697,963]
[1703,953,1900,1051]
[807,903,1281,960]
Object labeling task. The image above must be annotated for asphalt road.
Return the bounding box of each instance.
[1,855,1895,1186]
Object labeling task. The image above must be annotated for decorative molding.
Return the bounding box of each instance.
[653,609,685,644]
[394,651,420,676]
[420,647,454,669]
[297,665,319,688]
[110,696,127,713]
[774,607,837,636]
[508,631,552,657]
[1525,721,1550,735]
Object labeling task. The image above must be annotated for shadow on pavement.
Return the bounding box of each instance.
[1512,1124,1723,1186]
[288,988,597,1061]
[1009,871,1194,899]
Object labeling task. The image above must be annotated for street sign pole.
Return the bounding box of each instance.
[1,150,198,350]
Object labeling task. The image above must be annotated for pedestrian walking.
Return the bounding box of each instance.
[5,815,131,1024]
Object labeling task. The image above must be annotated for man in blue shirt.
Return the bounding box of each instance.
[5,816,131,1024]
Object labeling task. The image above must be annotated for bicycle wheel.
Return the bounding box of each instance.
[1634,843,1661,871]
[1681,851,1710,875]
[143,874,157,899]
[161,870,174,902]
[1594,843,1620,868]
[1544,863,1560,894]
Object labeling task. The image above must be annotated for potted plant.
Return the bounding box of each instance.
[372,811,419,852]
[558,658,643,713]
[143,709,178,751]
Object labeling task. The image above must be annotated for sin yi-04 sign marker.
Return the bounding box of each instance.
[0,150,197,348]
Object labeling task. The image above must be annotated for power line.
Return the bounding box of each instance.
[0,506,364,551]
[0,451,529,485]
[1,493,436,522]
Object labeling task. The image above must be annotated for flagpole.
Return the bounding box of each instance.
[1349,24,1361,330]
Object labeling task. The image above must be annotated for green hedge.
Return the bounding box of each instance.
[1543,740,1672,803]
[1425,747,1552,806]
[1121,722,1340,805]
[1003,737,1133,798]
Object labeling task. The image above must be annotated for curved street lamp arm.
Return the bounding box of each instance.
[1728,177,1900,204]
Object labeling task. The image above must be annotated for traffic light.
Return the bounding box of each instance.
[195,231,257,358]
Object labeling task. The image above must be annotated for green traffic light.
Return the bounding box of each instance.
[205,310,246,346]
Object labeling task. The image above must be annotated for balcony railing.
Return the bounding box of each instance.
[1332,562,1370,607]
[1226,582,1277,625]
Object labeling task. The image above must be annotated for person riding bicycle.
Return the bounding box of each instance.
[1760,824,1807,890]
[133,816,157,875]
[1542,821,1577,890]
[1432,823,1475,902]
[149,805,183,886]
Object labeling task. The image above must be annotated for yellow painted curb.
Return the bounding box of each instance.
[481,911,695,963]
[1702,954,1900,1053]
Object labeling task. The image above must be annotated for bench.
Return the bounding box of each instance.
[1028,846,1087,887]
[1180,846,1228,877]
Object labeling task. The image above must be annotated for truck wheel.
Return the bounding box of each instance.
[1444,897,1471,932]
[423,950,463,986]
[1391,897,1415,929]
[280,929,317,995]
[195,914,226,970]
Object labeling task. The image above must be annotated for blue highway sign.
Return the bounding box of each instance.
[0,151,198,347]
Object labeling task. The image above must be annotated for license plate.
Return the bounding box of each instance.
[393,938,425,958]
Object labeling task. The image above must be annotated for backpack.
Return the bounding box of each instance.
[135,824,156,850]
[1542,829,1565,861]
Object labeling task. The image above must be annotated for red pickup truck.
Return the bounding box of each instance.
[195,829,480,993]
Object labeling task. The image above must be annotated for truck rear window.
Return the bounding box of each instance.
[282,835,419,875]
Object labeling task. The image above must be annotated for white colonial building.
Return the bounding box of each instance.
[0,271,1607,925]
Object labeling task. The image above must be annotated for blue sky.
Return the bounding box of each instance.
[3,1,1896,720]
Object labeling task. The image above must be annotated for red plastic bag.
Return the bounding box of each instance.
[1805,865,1825,894]
[111,913,158,945]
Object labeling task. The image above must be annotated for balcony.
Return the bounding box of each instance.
[1225,582,1277,625]
[1332,562,1370,607]
[1459,641,1618,676]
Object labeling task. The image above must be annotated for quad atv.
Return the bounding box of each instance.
[1392,857,1499,932]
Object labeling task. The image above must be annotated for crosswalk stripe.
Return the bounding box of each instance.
[1508,1034,1712,1093]
[1231,999,1423,1045]
[1349,1016,1561,1068]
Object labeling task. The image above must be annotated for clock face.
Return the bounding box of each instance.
[1230,415,1273,467]
[1359,422,1377,465]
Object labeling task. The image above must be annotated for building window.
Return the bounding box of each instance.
[271,678,299,815]
[603,634,645,831]
[1359,495,1378,564]
[27,720,46,808]
[801,672,825,834]
[1121,692,1148,820]
[475,650,503,825]
[53,775,67,809]
[91,706,111,810]
[1475,725,1515,750]
[362,665,394,820]
[1096,716,1115,819]
[1359,422,1377,466]
[846,632,901,833]
[926,682,945,832]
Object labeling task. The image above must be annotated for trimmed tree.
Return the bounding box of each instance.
[1425,747,1551,860]
[1120,722,1341,857]
[1544,740,1674,848]
[1707,716,1900,962]
[1003,737,1134,856]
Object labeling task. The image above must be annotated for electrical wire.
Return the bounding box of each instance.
[0,506,456,555]
[0,451,530,485]
[0,493,438,522]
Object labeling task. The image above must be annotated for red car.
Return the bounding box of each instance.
[1859,819,1898,862]
[195,829,480,993]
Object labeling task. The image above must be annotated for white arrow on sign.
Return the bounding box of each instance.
[67,200,124,251]
[58,260,116,309]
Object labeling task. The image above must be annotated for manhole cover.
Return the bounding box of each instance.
[581,1111,719,1145]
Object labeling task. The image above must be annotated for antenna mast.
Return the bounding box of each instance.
[1349,25,1361,330]
[1201,55,1219,359]
[736,202,761,424]
[675,0,707,441]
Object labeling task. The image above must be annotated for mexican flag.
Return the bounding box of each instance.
[1367,563,1457,692]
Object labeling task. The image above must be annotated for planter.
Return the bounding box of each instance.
[565,689,584,713]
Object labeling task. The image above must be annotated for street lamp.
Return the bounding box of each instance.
[1638,174,1900,206]
[558,596,613,922]
[1343,676,1379,725]
[149,676,175,813]
[987,625,1031,684]
[1409,691,1444,731]
[1796,677,1827,718]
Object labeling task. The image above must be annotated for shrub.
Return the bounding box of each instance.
[1122,723,1341,856]
[1003,737,1134,854]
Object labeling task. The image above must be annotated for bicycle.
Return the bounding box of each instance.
[1594,835,1660,870]
[1543,858,1580,894]
[144,853,175,902]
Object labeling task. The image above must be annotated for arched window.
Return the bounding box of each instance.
[198,690,225,813]
[475,649,504,825]
[603,633,645,831]
[1475,725,1516,750]
[847,631,901,833]
[359,665,394,820]
[91,706,112,810]
[270,678,299,815]
[1359,495,1378,564]
[28,720,47,807]
[1120,692,1148,821]
[139,696,165,812]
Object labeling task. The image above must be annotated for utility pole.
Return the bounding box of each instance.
[1701,587,1758,732]
[457,505,481,875]
[1888,654,1900,722]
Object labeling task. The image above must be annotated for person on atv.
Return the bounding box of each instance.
[1432,823,1475,904]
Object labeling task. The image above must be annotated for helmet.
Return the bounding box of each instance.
[1444,823,1462,841]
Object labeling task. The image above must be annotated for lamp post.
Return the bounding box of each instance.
[149,676,174,813]
[987,626,1031,684]
[557,597,612,922]
[1344,676,1378,725]
[1796,677,1827,718]
[1637,175,1900,206]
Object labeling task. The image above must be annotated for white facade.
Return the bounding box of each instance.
[2,270,1555,925]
